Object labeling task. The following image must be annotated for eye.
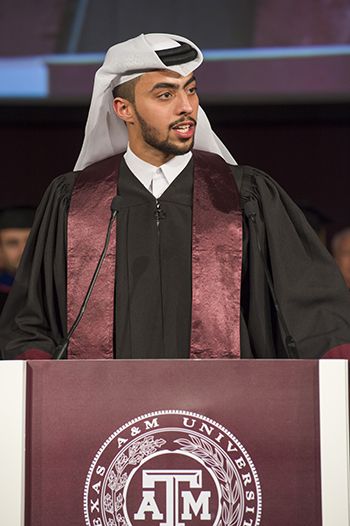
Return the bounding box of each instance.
[187,86,197,95]
[5,240,19,248]
[158,92,172,99]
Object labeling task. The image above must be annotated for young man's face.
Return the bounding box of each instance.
[0,228,31,273]
[114,70,199,166]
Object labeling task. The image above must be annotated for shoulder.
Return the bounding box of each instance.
[228,165,289,203]
[45,171,78,200]
[32,171,78,227]
[229,165,271,179]
[76,154,124,179]
[227,164,271,196]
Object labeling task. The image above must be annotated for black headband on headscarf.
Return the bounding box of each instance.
[156,42,198,66]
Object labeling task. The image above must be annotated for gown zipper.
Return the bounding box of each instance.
[155,199,166,356]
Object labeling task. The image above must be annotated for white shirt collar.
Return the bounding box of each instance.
[124,145,192,196]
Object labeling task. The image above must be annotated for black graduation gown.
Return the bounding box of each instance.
[0,291,8,316]
[115,158,192,359]
[0,159,350,360]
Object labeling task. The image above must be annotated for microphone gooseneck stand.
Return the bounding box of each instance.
[51,196,123,360]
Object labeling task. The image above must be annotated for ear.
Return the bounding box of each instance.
[113,98,135,124]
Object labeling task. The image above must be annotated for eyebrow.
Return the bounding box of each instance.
[150,75,196,92]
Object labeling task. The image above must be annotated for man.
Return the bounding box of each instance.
[1,33,350,360]
[0,206,35,314]
[332,228,350,289]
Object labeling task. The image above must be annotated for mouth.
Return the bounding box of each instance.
[172,121,195,139]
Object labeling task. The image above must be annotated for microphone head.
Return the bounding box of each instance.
[111,196,123,212]
[244,200,258,217]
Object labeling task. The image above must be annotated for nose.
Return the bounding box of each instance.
[176,92,195,115]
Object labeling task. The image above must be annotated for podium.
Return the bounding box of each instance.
[1,359,349,526]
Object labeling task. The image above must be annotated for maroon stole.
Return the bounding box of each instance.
[67,150,242,359]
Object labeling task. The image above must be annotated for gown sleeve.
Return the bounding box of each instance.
[0,172,76,359]
[236,165,350,359]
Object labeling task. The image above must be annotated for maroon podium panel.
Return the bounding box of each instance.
[25,360,321,526]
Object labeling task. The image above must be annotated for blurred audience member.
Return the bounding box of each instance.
[332,228,350,289]
[0,206,36,313]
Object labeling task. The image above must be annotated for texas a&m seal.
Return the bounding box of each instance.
[84,410,262,526]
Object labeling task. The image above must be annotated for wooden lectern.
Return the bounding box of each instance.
[1,359,349,525]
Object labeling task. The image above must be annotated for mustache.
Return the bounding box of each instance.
[169,116,197,130]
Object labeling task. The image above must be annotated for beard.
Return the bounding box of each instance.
[133,105,196,157]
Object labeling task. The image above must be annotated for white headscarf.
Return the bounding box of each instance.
[74,33,236,171]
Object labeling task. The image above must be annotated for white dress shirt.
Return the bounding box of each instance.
[124,146,192,198]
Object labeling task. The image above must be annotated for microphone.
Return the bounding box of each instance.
[244,200,299,359]
[51,196,123,360]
